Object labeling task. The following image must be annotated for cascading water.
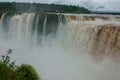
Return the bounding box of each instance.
[1,13,120,80]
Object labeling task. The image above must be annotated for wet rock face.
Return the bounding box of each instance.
[45,14,59,35]
[32,14,59,36]
[2,13,14,37]
[0,13,3,19]
[36,14,46,35]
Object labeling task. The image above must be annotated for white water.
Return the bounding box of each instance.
[0,13,120,80]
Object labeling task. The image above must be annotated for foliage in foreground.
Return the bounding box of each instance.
[0,49,39,80]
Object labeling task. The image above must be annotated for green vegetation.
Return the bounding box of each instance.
[0,49,39,80]
[0,2,90,13]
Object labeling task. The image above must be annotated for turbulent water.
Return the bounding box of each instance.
[1,13,120,80]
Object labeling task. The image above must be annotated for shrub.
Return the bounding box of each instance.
[0,49,40,80]
[0,62,19,80]
[16,64,39,80]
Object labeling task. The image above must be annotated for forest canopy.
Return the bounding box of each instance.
[0,2,91,13]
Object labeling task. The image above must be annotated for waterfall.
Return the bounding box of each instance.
[43,15,47,38]
[1,13,120,80]
[1,13,120,58]
[0,13,6,34]
[61,14,120,60]
[33,14,40,46]
[1,13,120,57]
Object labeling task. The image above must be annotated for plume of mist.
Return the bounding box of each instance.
[0,33,120,80]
